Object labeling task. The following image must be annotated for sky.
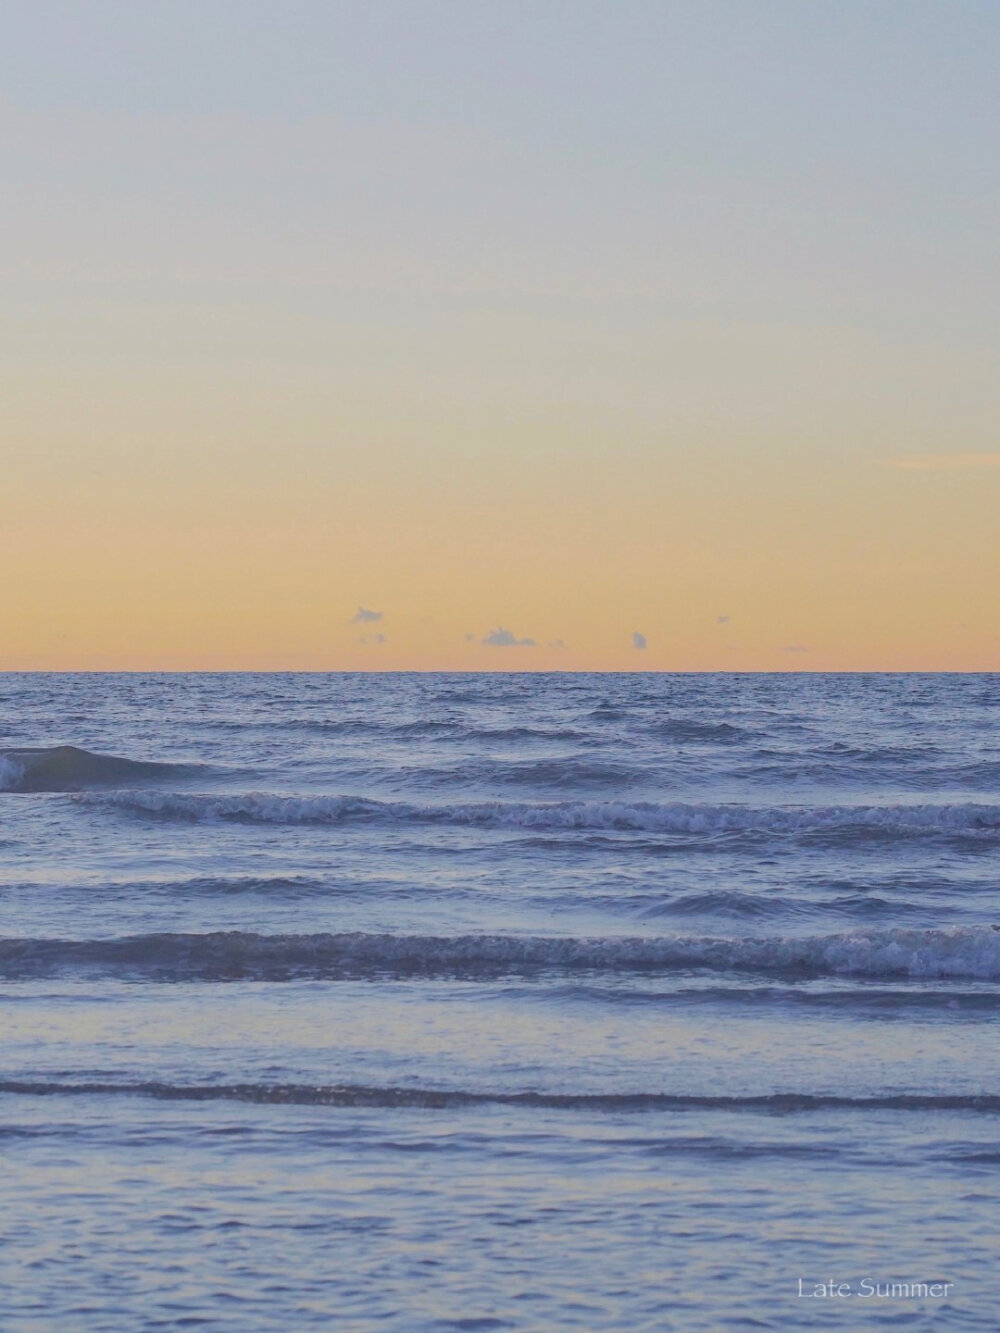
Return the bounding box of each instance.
[2,0,998,670]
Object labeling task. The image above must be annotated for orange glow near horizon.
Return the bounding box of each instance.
[3,357,997,671]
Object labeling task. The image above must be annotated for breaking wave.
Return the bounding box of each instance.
[2,925,999,981]
[0,1078,998,1114]
[78,789,1000,840]
[0,746,199,793]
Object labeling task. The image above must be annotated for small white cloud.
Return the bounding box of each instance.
[482,626,536,647]
[632,631,647,650]
[716,615,732,625]
[350,606,383,624]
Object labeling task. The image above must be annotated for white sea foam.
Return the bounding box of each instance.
[0,756,25,791]
[77,789,1000,837]
[3,925,999,980]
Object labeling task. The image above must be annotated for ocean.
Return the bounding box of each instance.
[1,671,997,1330]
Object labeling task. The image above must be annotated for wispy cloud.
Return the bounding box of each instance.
[350,606,383,623]
[482,626,536,647]
[716,614,732,625]
[884,454,1000,472]
[548,639,567,649]
[632,631,647,650]
[358,633,387,645]
[783,644,808,653]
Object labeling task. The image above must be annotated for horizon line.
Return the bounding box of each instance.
[0,668,995,677]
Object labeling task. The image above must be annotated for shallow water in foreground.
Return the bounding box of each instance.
[1,672,997,1330]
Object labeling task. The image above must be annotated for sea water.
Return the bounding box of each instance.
[0,672,997,1330]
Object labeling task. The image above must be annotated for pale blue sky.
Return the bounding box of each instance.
[4,0,998,323]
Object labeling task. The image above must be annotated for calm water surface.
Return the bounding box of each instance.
[1,673,998,1330]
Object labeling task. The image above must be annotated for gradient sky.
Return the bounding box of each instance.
[3,0,998,670]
